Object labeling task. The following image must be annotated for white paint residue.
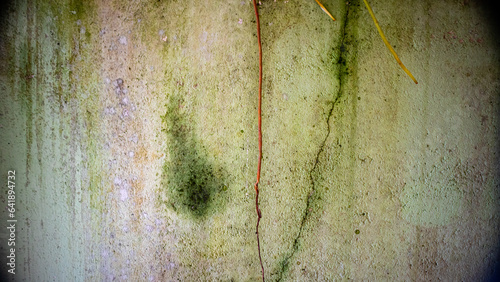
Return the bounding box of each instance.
[119,35,127,45]
[120,188,128,201]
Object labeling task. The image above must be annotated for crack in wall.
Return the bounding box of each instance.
[276,3,354,281]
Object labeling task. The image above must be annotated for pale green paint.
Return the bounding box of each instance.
[0,0,499,281]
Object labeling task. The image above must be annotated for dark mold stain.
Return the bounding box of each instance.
[160,92,227,220]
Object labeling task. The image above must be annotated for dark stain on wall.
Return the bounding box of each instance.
[160,91,227,220]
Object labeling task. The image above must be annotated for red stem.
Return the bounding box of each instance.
[252,0,264,281]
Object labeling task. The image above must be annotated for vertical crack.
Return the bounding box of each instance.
[276,4,353,281]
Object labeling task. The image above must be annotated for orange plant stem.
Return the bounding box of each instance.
[252,0,265,281]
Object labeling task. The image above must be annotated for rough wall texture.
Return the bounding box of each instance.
[0,0,499,281]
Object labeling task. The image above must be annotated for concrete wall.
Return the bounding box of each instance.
[0,0,499,281]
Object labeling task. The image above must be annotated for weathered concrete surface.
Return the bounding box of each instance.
[0,0,498,281]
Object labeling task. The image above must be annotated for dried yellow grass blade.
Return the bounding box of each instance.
[314,0,336,21]
[362,0,418,84]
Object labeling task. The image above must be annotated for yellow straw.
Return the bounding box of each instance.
[314,0,336,21]
[362,0,418,84]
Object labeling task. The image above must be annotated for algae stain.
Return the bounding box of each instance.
[160,92,227,220]
[275,1,361,280]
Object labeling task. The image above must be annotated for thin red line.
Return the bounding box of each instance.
[252,0,265,281]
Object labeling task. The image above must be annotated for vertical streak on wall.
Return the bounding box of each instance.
[0,0,98,279]
[0,0,31,279]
